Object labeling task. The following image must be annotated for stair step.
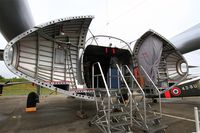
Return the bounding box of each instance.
[146,115,162,122]
[102,103,127,110]
[110,111,129,117]
[95,88,118,93]
[146,124,168,133]
[111,103,126,107]
[137,100,153,108]
[111,121,131,128]
[132,91,143,96]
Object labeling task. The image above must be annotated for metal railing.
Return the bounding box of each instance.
[124,65,147,126]
[92,62,111,132]
[116,64,133,125]
[140,65,162,118]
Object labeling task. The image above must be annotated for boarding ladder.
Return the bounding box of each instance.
[90,62,167,132]
[125,65,167,132]
[90,62,133,133]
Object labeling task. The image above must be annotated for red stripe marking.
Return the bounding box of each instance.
[112,48,116,55]
[105,48,108,54]
[164,90,171,98]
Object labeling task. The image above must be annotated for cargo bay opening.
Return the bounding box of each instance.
[82,35,133,88]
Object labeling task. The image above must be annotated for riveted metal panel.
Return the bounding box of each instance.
[4,16,94,101]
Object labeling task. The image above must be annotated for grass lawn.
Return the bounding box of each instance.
[2,84,57,96]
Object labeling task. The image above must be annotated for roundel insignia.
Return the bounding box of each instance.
[171,87,181,96]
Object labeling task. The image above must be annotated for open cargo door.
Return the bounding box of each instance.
[133,30,188,94]
[4,16,94,100]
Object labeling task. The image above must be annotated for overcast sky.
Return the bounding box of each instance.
[1,0,200,78]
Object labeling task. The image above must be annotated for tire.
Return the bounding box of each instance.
[27,92,39,108]
[153,99,158,103]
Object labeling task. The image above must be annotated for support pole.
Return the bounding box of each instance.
[36,85,41,95]
[194,107,200,133]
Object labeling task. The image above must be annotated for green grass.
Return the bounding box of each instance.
[2,84,57,96]
[0,77,28,82]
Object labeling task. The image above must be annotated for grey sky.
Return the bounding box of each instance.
[28,0,200,40]
[1,0,200,77]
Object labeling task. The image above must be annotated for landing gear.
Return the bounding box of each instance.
[26,92,39,112]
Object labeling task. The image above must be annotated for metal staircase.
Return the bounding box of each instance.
[90,62,167,133]
[90,62,133,133]
[131,65,167,132]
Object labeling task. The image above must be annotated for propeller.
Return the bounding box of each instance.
[188,65,199,68]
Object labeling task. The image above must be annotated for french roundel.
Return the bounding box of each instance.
[171,87,181,96]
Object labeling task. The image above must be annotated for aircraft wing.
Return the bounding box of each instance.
[178,76,200,86]
[170,23,200,54]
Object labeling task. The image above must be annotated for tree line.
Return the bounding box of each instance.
[0,75,27,82]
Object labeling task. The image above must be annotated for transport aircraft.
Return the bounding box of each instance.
[1,18,187,132]
[0,0,199,132]
[146,76,200,103]
[161,77,200,98]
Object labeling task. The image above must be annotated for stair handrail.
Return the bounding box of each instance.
[124,65,146,98]
[92,62,111,97]
[92,62,111,132]
[116,64,133,125]
[124,65,147,126]
[140,65,162,117]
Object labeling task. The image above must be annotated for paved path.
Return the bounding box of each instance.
[0,96,199,133]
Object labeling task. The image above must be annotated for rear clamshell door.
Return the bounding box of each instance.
[133,30,188,92]
[4,16,93,91]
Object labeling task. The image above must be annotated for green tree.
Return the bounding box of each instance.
[0,75,6,82]
[0,75,4,80]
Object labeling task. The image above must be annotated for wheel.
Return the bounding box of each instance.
[153,119,160,125]
[153,99,158,103]
[88,121,93,127]
[27,92,39,108]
